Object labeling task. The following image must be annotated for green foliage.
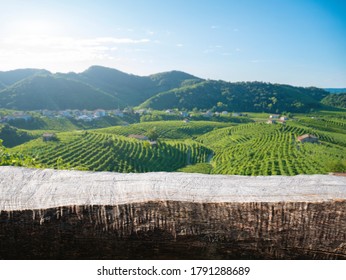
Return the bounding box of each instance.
[177,163,213,174]
[7,111,346,176]
[0,74,121,110]
[7,115,138,131]
[139,80,329,113]
[95,121,231,140]
[321,93,346,109]
[326,160,346,173]
[0,124,36,147]
[0,66,337,114]
[13,131,212,172]
[0,139,39,167]
[196,119,346,175]
[0,68,50,86]
[0,66,202,110]
[145,127,159,141]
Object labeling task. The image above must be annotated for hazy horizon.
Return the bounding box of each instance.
[0,0,345,88]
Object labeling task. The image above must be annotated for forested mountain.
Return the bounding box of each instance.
[0,65,338,112]
[139,80,329,113]
[58,66,202,106]
[321,93,346,109]
[0,74,120,110]
[0,69,50,89]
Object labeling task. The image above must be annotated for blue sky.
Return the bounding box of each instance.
[0,0,345,87]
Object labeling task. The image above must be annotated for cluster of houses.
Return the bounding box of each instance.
[265,114,319,143]
[1,108,249,124]
[41,109,125,122]
[266,114,288,124]
[164,109,246,118]
[201,111,247,118]
[0,113,33,123]
[0,109,128,124]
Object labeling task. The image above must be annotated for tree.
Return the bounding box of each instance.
[146,127,159,141]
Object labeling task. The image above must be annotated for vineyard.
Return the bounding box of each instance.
[95,120,231,139]
[197,119,346,175]
[8,115,346,175]
[13,131,212,172]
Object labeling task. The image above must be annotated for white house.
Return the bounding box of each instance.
[94,109,107,117]
[269,114,280,119]
[202,111,213,118]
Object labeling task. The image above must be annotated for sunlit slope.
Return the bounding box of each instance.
[197,120,346,175]
[95,120,231,139]
[13,131,212,172]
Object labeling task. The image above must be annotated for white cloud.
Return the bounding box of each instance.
[0,35,151,71]
[176,43,184,48]
[250,59,268,64]
[92,37,150,44]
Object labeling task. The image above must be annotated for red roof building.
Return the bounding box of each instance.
[297,134,318,143]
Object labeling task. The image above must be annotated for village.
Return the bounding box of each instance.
[0,108,246,124]
[0,109,124,123]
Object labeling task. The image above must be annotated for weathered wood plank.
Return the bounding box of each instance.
[0,166,345,259]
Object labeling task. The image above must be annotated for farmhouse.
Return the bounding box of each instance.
[202,111,213,118]
[297,134,319,143]
[269,114,280,119]
[134,109,147,115]
[94,109,107,117]
[266,119,276,124]
[112,109,124,117]
[42,133,57,142]
[128,134,149,141]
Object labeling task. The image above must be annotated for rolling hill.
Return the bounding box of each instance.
[0,68,51,88]
[12,130,212,172]
[0,65,338,113]
[10,117,346,175]
[138,80,329,113]
[0,74,121,110]
[321,93,346,109]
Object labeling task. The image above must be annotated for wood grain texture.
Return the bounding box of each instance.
[0,166,345,259]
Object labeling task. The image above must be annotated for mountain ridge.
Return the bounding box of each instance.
[0,65,337,112]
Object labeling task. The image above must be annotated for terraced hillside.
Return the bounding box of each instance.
[13,131,212,172]
[8,116,346,175]
[95,120,231,139]
[197,119,346,175]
